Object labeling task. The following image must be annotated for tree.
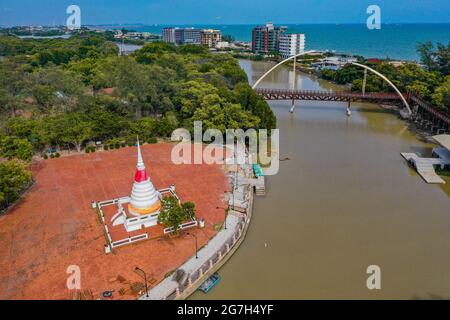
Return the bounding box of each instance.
[192,99,261,132]
[158,195,196,233]
[432,76,450,110]
[30,65,85,112]
[61,113,95,152]
[417,42,450,76]
[232,82,276,129]
[40,113,94,152]
[131,117,157,142]
[0,160,33,209]
[0,136,33,162]
[0,58,29,117]
[222,35,235,43]
[173,80,219,118]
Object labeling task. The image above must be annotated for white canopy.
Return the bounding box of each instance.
[433,134,450,151]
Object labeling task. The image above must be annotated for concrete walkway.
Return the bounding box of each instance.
[139,214,242,300]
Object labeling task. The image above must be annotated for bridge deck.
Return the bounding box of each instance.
[255,89,402,104]
[256,89,450,128]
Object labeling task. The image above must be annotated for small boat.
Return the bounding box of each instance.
[199,273,221,293]
[253,164,265,177]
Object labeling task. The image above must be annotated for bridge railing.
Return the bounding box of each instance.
[255,88,401,99]
[409,94,450,125]
[255,88,450,126]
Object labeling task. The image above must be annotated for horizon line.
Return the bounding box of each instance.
[2,22,450,28]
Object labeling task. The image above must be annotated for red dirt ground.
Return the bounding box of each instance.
[0,143,230,300]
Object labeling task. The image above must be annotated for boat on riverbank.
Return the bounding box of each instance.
[199,273,221,293]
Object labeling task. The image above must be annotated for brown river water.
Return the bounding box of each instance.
[191,59,450,300]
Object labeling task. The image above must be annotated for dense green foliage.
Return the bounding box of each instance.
[320,42,450,113]
[0,35,275,159]
[158,195,196,233]
[0,160,33,210]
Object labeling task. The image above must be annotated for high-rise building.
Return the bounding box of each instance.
[182,28,202,44]
[200,29,222,48]
[163,27,211,46]
[252,22,287,55]
[279,33,306,58]
[162,27,177,43]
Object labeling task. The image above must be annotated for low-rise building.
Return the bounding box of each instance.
[312,55,358,71]
[163,27,216,46]
[200,29,222,48]
[215,41,230,49]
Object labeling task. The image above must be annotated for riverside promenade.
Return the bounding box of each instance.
[140,145,255,300]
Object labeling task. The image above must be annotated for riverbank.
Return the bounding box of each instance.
[192,59,450,299]
[140,144,255,300]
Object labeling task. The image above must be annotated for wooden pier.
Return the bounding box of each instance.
[401,152,447,184]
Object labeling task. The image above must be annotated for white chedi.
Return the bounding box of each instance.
[128,140,161,216]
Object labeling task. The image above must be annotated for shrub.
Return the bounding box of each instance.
[43,154,49,160]
[50,154,55,159]
[121,142,126,148]
[147,137,157,144]
[115,143,120,149]
[55,153,61,158]
[104,145,109,151]
[109,144,115,149]
[85,147,90,153]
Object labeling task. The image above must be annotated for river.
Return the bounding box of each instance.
[191,59,450,299]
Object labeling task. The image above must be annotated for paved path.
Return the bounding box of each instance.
[140,214,241,300]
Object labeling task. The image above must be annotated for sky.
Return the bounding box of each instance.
[0,0,449,26]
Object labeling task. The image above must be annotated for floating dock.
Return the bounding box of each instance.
[401,152,447,184]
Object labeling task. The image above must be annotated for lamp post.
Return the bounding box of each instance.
[186,232,198,259]
[134,267,149,298]
[216,205,228,230]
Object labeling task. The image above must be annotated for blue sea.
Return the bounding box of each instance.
[127,23,449,61]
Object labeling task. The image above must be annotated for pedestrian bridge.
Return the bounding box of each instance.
[255,88,404,105]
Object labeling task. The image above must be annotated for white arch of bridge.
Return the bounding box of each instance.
[251,52,412,115]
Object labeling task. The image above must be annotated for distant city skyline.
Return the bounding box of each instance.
[0,0,449,26]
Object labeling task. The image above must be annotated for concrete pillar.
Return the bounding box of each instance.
[346,101,352,116]
[290,56,296,113]
[176,287,181,297]
[226,243,230,252]
[362,69,368,96]
[188,277,193,287]
[199,268,203,277]
[209,260,213,269]
[218,251,223,260]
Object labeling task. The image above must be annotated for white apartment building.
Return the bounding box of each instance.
[279,33,306,58]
